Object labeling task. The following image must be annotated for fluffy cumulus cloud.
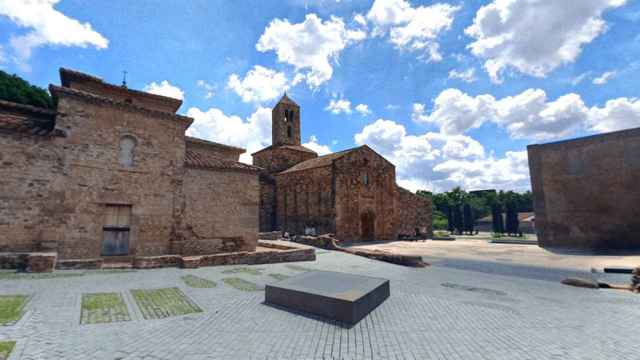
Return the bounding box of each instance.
[325,98,352,114]
[0,0,108,64]
[354,118,529,191]
[465,0,627,83]
[587,97,640,133]
[143,81,184,100]
[256,14,365,88]
[414,89,495,135]
[418,88,640,140]
[186,107,272,164]
[366,0,459,61]
[228,65,289,103]
[355,103,372,116]
[302,135,332,155]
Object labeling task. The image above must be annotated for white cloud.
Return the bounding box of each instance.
[416,89,495,135]
[228,65,289,103]
[143,81,184,100]
[302,135,332,155]
[325,98,352,114]
[354,118,528,192]
[355,103,372,116]
[186,106,272,164]
[419,87,640,141]
[256,14,365,88]
[366,0,459,61]
[593,70,617,85]
[448,68,476,83]
[465,0,626,83]
[0,0,108,63]
[197,80,215,99]
[570,72,592,86]
[587,97,640,133]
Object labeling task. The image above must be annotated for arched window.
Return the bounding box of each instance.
[363,173,369,186]
[284,110,289,122]
[119,135,137,167]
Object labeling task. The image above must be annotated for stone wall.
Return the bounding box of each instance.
[333,147,397,241]
[253,146,317,174]
[49,92,189,258]
[178,167,259,255]
[258,173,277,232]
[528,128,640,250]
[396,187,432,237]
[275,166,336,236]
[0,69,261,260]
[0,130,66,253]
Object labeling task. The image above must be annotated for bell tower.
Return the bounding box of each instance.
[272,93,301,146]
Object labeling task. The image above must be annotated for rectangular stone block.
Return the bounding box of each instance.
[265,270,389,325]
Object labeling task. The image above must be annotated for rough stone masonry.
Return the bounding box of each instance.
[0,68,260,261]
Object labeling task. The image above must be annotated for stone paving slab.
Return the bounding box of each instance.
[0,252,638,359]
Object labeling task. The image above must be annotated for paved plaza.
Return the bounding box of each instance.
[1,248,639,359]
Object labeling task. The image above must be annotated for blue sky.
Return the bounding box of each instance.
[1,0,639,192]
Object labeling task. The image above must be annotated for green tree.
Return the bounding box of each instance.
[0,70,54,109]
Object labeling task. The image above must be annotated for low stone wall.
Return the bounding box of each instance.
[259,231,284,240]
[56,258,103,270]
[0,242,315,271]
[290,234,428,268]
[0,252,57,272]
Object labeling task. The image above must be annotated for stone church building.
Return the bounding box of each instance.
[253,95,432,241]
[0,68,261,260]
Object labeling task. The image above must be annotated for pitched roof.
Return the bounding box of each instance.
[278,146,362,174]
[185,136,245,153]
[185,149,260,173]
[49,85,193,125]
[59,68,183,113]
[251,144,317,156]
[0,99,63,136]
[276,93,298,107]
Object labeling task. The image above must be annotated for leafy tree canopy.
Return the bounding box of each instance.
[0,70,54,109]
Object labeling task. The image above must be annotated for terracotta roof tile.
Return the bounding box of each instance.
[185,136,245,153]
[278,147,361,174]
[185,149,260,173]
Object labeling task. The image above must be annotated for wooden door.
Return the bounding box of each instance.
[360,211,375,241]
[101,205,131,256]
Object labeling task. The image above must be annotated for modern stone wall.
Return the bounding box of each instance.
[528,128,640,250]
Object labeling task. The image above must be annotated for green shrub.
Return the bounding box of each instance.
[0,70,54,109]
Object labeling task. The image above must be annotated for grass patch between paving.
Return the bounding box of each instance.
[81,293,130,324]
[222,277,263,292]
[0,270,84,280]
[131,287,202,320]
[0,341,16,360]
[0,295,28,326]
[221,267,264,276]
[181,275,217,288]
[268,273,289,281]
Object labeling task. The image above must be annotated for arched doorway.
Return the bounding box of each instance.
[360,211,376,241]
